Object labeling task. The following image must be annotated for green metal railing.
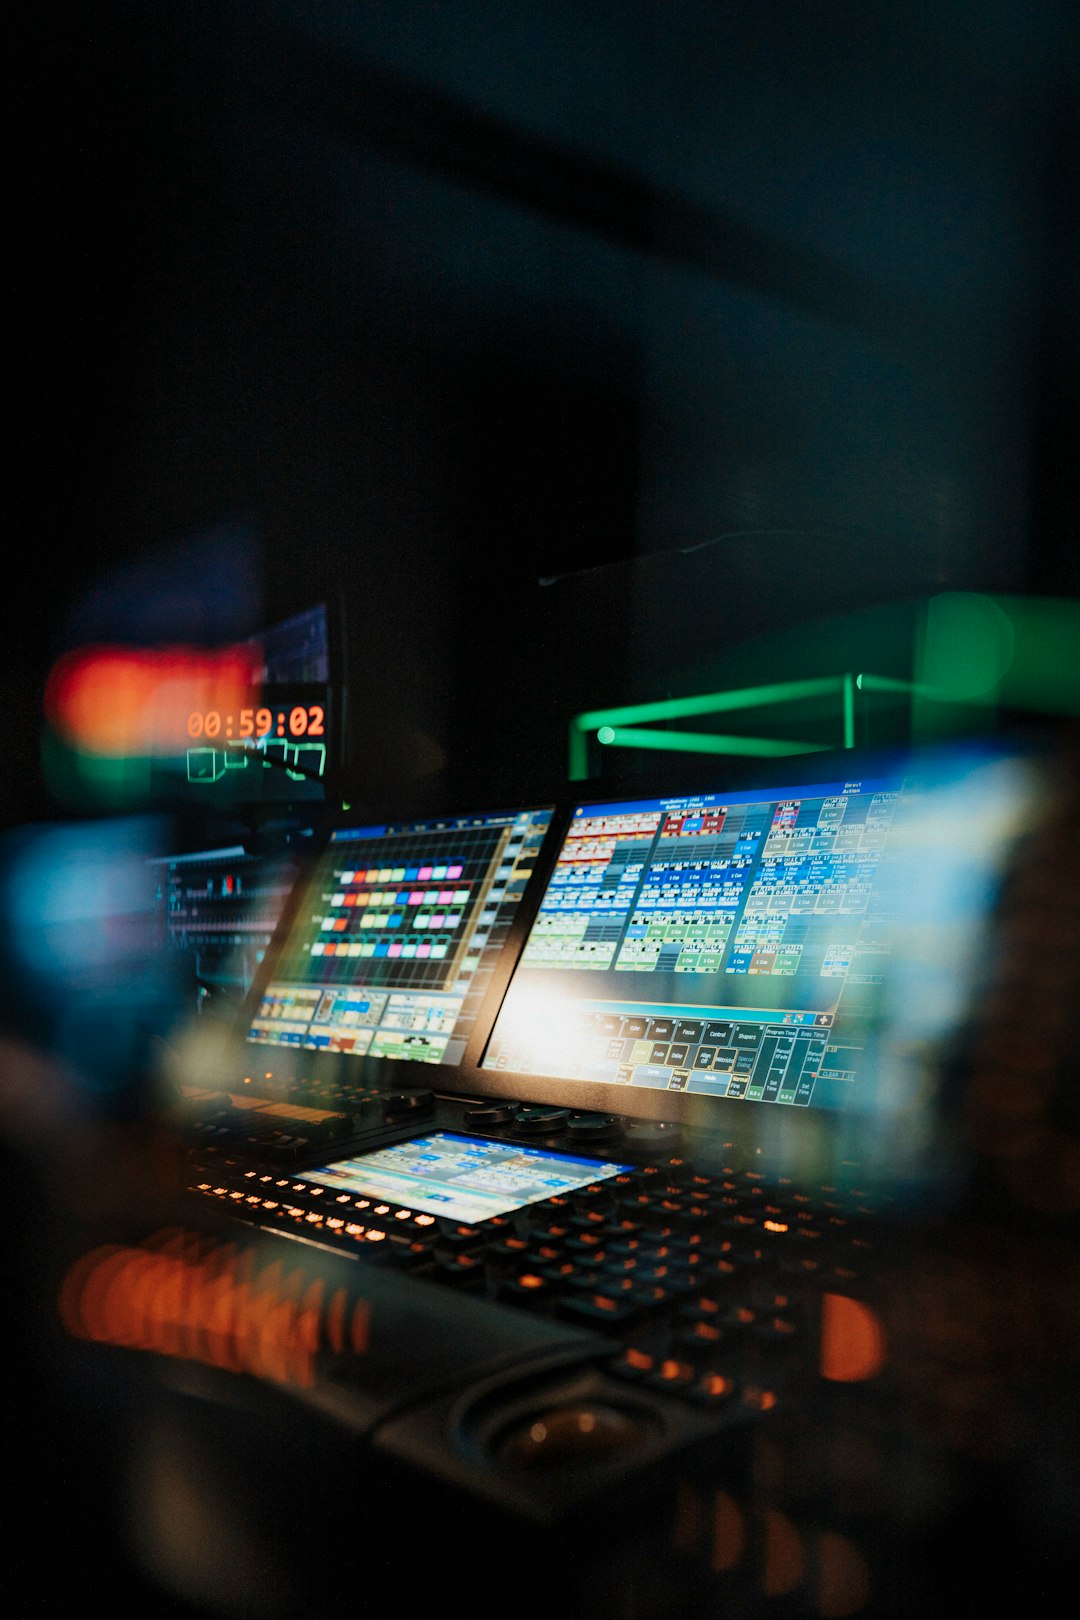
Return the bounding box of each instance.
[567,594,1080,780]
[565,672,948,780]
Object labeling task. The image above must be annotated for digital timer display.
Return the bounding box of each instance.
[42,605,340,808]
[186,703,326,743]
[184,681,333,800]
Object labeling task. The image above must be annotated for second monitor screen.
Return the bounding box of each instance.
[480,775,906,1111]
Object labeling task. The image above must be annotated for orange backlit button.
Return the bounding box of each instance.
[386,1239,437,1271]
[685,1372,736,1408]
[565,1252,608,1278]
[752,1288,792,1311]
[753,1315,801,1343]
[439,1222,484,1247]
[490,1236,529,1262]
[731,1243,767,1269]
[555,1294,638,1328]
[565,1233,605,1253]
[700,1256,739,1281]
[578,1270,635,1295]
[620,1283,670,1312]
[540,1261,578,1282]
[434,1254,484,1286]
[779,1254,821,1277]
[724,1305,757,1331]
[521,1245,563,1266]
[497,1274,551,1304]
[532,1221,571,1241]
[645,1358,695,1391]
[610,1346,656,1379]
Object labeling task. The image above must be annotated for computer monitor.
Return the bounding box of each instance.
[150,843,303,1010]
[476,744,1034,1136]
[244,805,554,1071]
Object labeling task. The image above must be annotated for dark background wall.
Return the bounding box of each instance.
[13,0,1078,824]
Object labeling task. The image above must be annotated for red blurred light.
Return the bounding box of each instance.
[44,644,260,757]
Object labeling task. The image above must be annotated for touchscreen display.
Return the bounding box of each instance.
[481,775,902,1109]
[302,1130,633,1225]
[247,807,552,1066]
[481,748,1034,1124]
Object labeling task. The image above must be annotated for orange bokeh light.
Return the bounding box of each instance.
[819,1292,887,1383]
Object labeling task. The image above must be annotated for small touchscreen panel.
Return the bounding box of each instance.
[302,1130,633,1225]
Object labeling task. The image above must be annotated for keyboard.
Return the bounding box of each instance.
[56,1085,1071,1620]
[184,1090,890,1438]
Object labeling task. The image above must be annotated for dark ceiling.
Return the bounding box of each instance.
[14,0,1078,817]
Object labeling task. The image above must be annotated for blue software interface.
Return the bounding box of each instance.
[481,775,909,1110]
